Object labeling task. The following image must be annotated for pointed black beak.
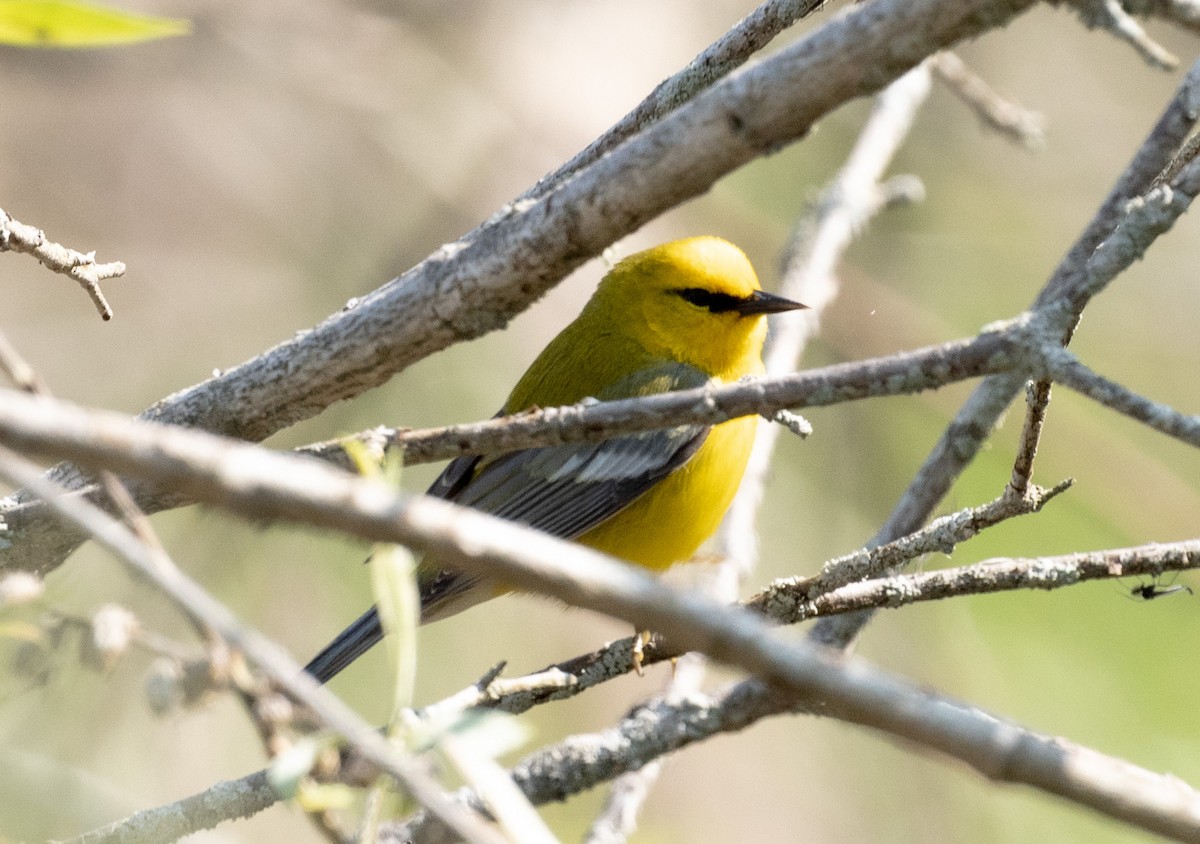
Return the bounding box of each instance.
[734,289,808,316]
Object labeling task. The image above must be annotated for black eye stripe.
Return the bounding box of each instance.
[674,287,744,314]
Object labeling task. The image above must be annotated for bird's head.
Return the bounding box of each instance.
[591,236,806,379]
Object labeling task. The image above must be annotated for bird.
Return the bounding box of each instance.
[305,236,806,683]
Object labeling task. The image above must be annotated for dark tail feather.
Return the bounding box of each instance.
[303,607,383,683]
[304,569,486,683]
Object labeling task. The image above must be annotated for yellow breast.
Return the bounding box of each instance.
[576,414,758,571]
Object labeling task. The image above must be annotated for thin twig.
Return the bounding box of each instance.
[308,329,1023,469]
[1038,58,1200,311]
[1154,132,1200,186]
[1041,346,1200,447]
[417,665,579,725]
[768,538,1200,621]
[1126,0,1200,31]
[0,329,50,395]
[47,609,200,666]
[932,52,1046,148]
[750,479,1073,622]
[1009,379,1053,495]
[581,759,665,844]
[1074,0,1179,69]
[0,206,122,321]
[1066,155,1200,310]
[521,0,828,201]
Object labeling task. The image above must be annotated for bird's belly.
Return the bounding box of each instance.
[576,415,757,572]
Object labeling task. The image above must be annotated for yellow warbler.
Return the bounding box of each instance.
[306,236,805,682]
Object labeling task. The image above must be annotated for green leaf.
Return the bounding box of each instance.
[295,781,357,813]
[343,442,419,732]
[341,438,381,478]
[0,0,190,48]
[371,539,419,729]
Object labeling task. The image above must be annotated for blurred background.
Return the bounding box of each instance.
[2,1,1199,841]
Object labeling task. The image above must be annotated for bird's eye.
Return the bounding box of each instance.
[674,287,743,314]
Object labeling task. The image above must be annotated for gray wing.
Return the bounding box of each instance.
[432,361,712,537]
[448,424,704,536]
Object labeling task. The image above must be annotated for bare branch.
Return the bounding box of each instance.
[1042,346,1200,447]
[329,329,1022,468]
[750,480,1073,621]
[405,541,1200,838]
[1126,0,1200,31]
[0,206,123,321]
[410,481,1075,719]
[932,52,1046,148]
[1038,59,1200,311]
[0,329,50,395]
[1007,137,1200,496]
[582,762,663,844]
[1060,156,1200,319]
[417,664,581,724]
[523,0,828,200]
[771,538,1200,621]
[63,770,278,844]
[499,677,1200,841]
[1073,0,1179,69]
[1009,379,1054,495]
[1154,131,1200,186]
